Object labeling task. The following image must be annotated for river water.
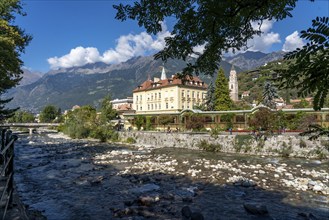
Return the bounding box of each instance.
[14,133,329,220]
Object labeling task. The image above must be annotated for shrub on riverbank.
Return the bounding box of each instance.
[197,140,222,152]
[61,98,119,142]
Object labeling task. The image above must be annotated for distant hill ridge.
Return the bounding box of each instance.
[6,51,284,112]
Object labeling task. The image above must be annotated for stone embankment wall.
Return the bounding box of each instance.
[118,131,329,159]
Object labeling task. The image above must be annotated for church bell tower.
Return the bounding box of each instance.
[229,65,239,101]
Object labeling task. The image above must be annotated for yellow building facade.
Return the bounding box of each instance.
[133,69,208,114]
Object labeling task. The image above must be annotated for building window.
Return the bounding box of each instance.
[182,105,184,109]
[136,105,138,110]
[159,103,161,109]
[182,90,185,97]
[192,91,195,98]
[148,104,150,110]
[155,104,157,110]
[140,106,142,110]
[140,95,142,101]
[159,92,161,99]
[231,84,233,89]
[187,90,190,98]
[155,93,157,100]
[166,103,169,109]
[197,92,200,98]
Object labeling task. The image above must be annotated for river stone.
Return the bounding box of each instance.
[191,212,204,220]
[138,196,157,206]
[243,203,268,215]
[130,183,160,194]
[313,184,323,192]
[181,206,192,218]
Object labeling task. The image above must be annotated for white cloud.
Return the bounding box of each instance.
[48,22,171,69]
[282,31,305,52]
[247,20,281,52]
[48,47,101,69]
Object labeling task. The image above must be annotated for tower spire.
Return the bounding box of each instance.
[160,66,167,80]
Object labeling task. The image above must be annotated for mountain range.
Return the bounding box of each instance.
[5,51,284,113]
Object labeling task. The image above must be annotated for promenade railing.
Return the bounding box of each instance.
[0,129,17,220]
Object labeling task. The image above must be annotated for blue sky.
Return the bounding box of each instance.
[16,0,329,73]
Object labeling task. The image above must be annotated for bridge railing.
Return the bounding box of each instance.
[0,129,17,220]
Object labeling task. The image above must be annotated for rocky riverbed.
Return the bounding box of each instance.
[14,133,329,220]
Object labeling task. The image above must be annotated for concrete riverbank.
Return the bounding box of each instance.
[118,131,329,159]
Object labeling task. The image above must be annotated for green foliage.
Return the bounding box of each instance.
[249,108,275,130]
[278,16,329,110]
[126,137,136,144]
[214,68,233,110]
[279,141,293,157]
[157,115,173,128]
[8,110,34,123]
[90,125,118,142]
[185,114,205,131]
[234,135,254,153]
[197,140,222,152]
[39,105,61,123]
[99,95,117,122]
[210,125,223,138]
[292,98,310,108]
[145,116,153,130]
[114,0,296,76]
[220,113,235,130]
[300,124,329,140]
[135,115,145,131]
[0,0,32,121]
[62,105,97,139]
[62,104,119,142]
[286,111,316,130]
[205,81,215,110]
[299,139,307,148]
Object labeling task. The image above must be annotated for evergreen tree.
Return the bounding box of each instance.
[214,68,233,111]
[262,81,279,109]
[205,81,215,111]
[99,95,117,123]
[39,105,60,123]
[0,0,32,121]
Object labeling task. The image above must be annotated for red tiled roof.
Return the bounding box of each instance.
[133,75,207,92]
[116,103,132,111]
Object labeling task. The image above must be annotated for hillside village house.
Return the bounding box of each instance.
[132,67,208,114]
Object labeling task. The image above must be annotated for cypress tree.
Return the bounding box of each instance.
[214,68,233,111]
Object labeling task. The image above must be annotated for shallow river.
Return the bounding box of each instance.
[14,133,329,220]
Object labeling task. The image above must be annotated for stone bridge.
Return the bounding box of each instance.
[0,123,60,134]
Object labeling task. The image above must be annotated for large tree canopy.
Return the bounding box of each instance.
[0,0,31,121]
[278,16,329,111]
[114,0,297,77]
